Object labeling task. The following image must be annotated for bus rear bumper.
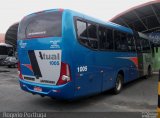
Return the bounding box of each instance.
[19,79,74,100]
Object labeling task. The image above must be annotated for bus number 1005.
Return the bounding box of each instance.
[77,66,87,73]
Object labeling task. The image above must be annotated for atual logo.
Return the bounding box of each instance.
[39,51,60,65]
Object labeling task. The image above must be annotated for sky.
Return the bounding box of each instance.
[0,0,154,33]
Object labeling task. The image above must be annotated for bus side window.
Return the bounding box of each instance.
[77,20,87,38]
[88,23,97,39]
[99,26,114,50]
[76,20,89,47]
[87,23,98,49]
[141,38,151,53]
[114,31,128,51]
[135,37,142,52]
[121,33,128,51]
[99,26,106,50]
[127,34,136,52]
[114,31,121,51]
[106,29,114,50]
[76,20,98,50]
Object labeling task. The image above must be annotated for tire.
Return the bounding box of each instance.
[113,74,123,94]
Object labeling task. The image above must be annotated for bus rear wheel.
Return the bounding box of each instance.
[113,74,123,94]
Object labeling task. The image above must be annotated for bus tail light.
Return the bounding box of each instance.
[18,62,23,79]
[57,62,71,85]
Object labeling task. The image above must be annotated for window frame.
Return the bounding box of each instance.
[74,17,99,51]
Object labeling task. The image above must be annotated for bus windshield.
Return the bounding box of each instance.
[18,11,62,39]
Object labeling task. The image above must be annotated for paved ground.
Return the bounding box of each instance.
[0,66,158,115]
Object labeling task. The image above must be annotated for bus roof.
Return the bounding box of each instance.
[22,8,134,34]
[64,9,133,34]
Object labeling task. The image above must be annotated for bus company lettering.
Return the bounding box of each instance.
[39,51,60,60]
[39,51,60,65]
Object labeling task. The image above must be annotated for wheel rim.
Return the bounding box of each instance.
[116,78,122,91]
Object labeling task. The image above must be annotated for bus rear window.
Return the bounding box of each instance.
[18,11,62,39]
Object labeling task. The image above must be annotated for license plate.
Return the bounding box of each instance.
[34,87,42,92]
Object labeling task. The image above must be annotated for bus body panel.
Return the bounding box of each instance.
[18,36,75,99]
[71,44,139,98]
[18,37,62,84]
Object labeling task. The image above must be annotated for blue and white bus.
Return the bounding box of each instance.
[17,9,152,100]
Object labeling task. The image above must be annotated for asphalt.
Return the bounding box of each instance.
[0,66,158,118]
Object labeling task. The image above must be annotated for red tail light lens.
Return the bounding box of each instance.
[57,62,71,85]
[18,61,23,79]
